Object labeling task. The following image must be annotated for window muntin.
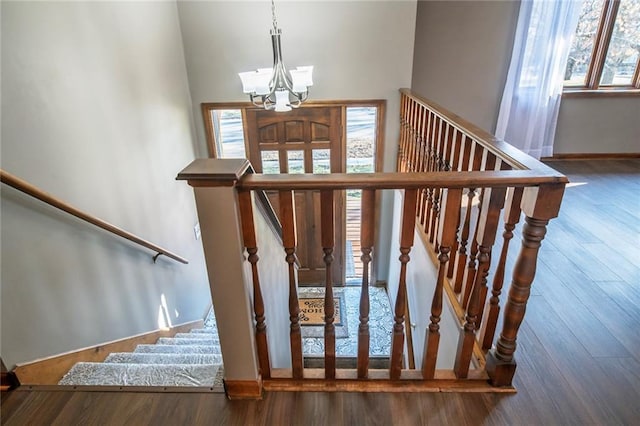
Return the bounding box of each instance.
[564,0,640,91]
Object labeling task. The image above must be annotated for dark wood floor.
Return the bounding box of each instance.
[2,159,639,425]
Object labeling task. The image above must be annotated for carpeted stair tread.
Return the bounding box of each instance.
[173,332,218,339]
[104,353,222,365]
[156,337,219,346]
[134,344,221,354]
[58,362,220,387]
[190,328,219,334]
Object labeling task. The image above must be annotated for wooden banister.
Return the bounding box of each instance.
[239,170,566,191]
[175,88,567,393]
[1,169,188,264]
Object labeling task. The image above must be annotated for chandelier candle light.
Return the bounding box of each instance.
[238,0,313,112]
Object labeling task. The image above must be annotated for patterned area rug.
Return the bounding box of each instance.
[299,294,348,338]
[301,286,392,357]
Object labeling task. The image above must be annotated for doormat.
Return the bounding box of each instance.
[299,296,349,338]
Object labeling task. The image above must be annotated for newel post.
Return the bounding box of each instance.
[486,183,565,387]
[177,159,262,399]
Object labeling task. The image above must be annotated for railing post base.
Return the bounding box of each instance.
[223,376,264,400]
[485,349,517,387]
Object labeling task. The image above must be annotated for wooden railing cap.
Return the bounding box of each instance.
[176,158,252,187]
[239,170,567,191]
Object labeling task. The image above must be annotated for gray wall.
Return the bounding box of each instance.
[555,97,640,154]
[411,0,519,134]
[411,0,639,154]
[177,1,418,281]
[1,1,209,368]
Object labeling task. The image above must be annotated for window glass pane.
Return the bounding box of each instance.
[261,151,279,174]
[346,107,376,174]
[287,151,304,174]
[564,0,606,86]
[312,149,330,174]
[214,110,246,158]
[600,0,640,86]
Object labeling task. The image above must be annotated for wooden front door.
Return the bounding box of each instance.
[246,106,344,286]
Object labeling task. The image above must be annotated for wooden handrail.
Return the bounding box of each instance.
[239,170,567,191]
[1,169,188,264]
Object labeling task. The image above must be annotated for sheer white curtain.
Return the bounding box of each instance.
[496,0,582,159]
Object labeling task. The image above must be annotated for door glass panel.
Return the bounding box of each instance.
[312,149,330,174]
[261,151,280,174]
[212,109,246,158]
[346,107,376,174]
[345,107,377,281]
[287,150,304,174]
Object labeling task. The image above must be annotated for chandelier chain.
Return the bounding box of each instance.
[271,0,278,31]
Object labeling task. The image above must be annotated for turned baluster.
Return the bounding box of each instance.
[455,142,485,294]
[416,107,428,224]
[487,183,565,386]
[422,188,463,379]
[357,190,375,378]
[237,189,271,379]
[462,146,495,308]
[447,131,466,279]
[427,120,447,243]
[481,186,523,350]
[462,203,480,309]
[454,186,507,378]
[397,95,408,171]
[279,190,304,379]
[417,106,428,175]
[419,112,434,226]
[473,154,498,327]
[454,187,475,294]
[412,101,421,172]
[390,189,418,380]
[404,100,414,172]
[421,113,436,226]
[320,190,336,379]
[443,125,455,172]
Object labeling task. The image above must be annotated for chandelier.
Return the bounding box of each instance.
[238,0,313,112]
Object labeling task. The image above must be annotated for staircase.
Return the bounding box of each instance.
[59,312,224,388]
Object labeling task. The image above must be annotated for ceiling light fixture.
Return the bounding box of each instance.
[238,0,313,112]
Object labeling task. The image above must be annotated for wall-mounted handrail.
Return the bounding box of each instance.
[1,169,188,264]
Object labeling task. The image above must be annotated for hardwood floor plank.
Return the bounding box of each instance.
[2,391,72,426]
[558,278,640,362]
[594,280,640,322]
[580,243,640,286]
[543,236,624,282]
[523,295,635,425]
[534,253,631,358]
[512,322,602,424]
[590,357,640,425]
[0,390,30,424]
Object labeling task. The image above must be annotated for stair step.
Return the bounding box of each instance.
[173,332,218,339]
[58,362,220,387]
[134,344,221,354]
[156,337,219,346]
[190,328,218,334]
[104,353,222,365]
